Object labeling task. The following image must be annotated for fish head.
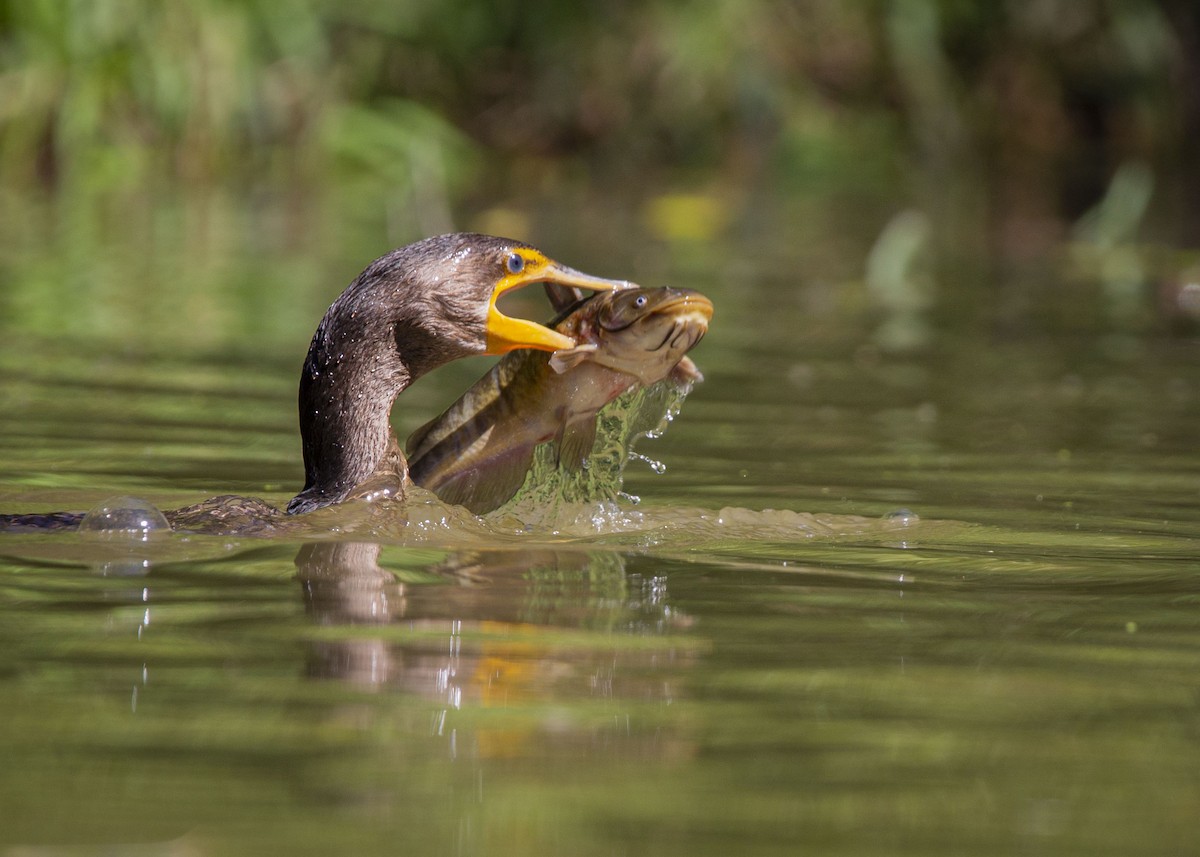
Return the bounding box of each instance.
[564,287,713,384]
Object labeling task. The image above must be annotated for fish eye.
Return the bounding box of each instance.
[634,295,648,308]
[506,253,525,274]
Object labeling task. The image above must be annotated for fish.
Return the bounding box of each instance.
[405,285,714,514]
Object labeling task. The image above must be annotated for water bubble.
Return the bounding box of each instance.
[883,508,920,527]
[80,497,170,539]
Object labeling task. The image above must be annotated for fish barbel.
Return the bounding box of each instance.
[406,286,713,514]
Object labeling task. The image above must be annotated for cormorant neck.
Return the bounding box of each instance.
[286,300,415,515]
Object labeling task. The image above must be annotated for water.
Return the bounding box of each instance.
[1,194,1198,855]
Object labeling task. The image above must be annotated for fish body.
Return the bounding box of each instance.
[406,286,713,514]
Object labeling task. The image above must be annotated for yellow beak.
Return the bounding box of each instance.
[485,259,634,354]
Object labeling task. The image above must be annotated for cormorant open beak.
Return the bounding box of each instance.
[486,258,634,354]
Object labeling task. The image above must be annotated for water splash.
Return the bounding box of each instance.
[629,452,667,475]
[492,377,695,528]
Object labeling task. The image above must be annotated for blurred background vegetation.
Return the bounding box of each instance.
[1,0,1198,347]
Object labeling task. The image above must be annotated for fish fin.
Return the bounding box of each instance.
[556,418,598,471]
[549,344,598,375]
[430,473,482,514]
[405,414,441,459]
[437,447,535,515]
[669,356,704,385]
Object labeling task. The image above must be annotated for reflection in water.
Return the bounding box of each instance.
[295,541,698,760]
[297,542,407,685]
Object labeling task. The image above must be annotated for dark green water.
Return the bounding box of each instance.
[1,193,1198,855]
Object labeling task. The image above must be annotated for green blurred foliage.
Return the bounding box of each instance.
[0,0,327,186]
[0,0,1198,340]
[2,0,1195,199]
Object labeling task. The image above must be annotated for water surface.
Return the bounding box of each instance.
[1,197,1198,855]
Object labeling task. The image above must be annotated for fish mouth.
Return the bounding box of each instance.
[670,321,708,352]
[486,258,637,355]
[647,292,713,352]
[654,292,714,325]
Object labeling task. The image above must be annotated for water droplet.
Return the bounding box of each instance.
[630,451,667,475]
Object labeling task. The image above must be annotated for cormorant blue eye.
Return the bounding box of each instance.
[506,253,525,274]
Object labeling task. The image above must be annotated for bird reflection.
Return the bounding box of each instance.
[294,541,696,717]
